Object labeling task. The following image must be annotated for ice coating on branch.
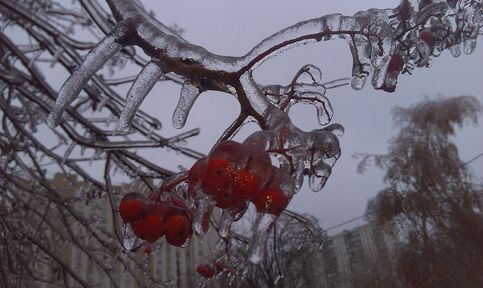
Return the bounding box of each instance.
[351,75,368,90]
[53,0,483,267]
[298,91,334,125]
[322,123,345,137]
[248,213,277,264]
[47,35,122,127]
[240,72,272,118]
[263,65,336,126]
[308,161,332,192]
[296,64,323,84]
[416,2,449,25]
[119,60,164,129]
[305,129,341,191]
[172,81,201,129]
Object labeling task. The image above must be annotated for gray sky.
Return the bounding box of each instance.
[133,1,483,234]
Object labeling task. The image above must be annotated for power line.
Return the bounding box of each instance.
[325,215,365,231]
[463,151,483,166]
[324,151,483,232]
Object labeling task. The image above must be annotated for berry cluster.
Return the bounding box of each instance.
[195,259,230,279]
[189,140,291,217]
[118,140,293,251]
[119,192,192,247]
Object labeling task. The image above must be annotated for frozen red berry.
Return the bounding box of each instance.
[196,264,216,278]
[252,187,289,216]
[165,208,192,247]
[120,192,146,223]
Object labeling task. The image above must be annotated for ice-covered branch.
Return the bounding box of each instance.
[46,0,482,132]
[1,0,482,284]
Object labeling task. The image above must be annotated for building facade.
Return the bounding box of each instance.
[320,223,399,288]
[44,173,219,288]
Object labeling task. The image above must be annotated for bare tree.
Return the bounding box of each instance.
[205,212,325,288]
[0,0,482,287]
[359,96,483,288]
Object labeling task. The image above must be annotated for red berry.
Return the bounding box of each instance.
[142,203,166,243]
[144,246,153,254]
[252,187,289,216]
[213,260,226,272]
[230,169,261,200]
[203,158,233,192]
[244,145,273,186]
[398,0,410,22]
[381,83,397,93]
[165,209,192,247]
[387,53,404,73]
[420,31,436,50]
[120,192,146,223]
[131,217,147,239]
[196,264,216,278]
[202,158,239,208]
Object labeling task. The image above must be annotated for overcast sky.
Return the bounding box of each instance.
[124,1,483,234]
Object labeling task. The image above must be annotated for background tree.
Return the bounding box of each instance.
[360,96,483,288]
[219,212,326,288]
[0,0,482,286]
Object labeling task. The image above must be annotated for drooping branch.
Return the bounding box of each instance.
[0,0,482,286]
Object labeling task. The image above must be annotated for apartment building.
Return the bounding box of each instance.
[320,223,399,288]
[42,173,219,288]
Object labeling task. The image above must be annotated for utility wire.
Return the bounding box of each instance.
[463,151,483,166]
[324,151,483,232]
[325,215,365,232]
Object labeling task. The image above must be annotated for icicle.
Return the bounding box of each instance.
[80,145,86,157]
[122,225,139,251]
[308,161,332,192]
[218,210,233,239]
[248,213,277,264]
[348,35,371,91]
[61,142,76,165]
[322,123,345,137]
[371,56,391,89]
[119,60,164,129]
[292,161,305,193]
[106,113,115,127]
[89,149,103,166]
[463,38,477,55]
[450,43,462,57]
[192,193,215,236]
[98,97,109,112]
[50,48,63,68]
[172,81,201,129]
[147,126,155,139]
[47,34,122,127]
[274,275,284,285]
[180,235,192,248]
[351,75,367,90]
[310,129,341,158]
